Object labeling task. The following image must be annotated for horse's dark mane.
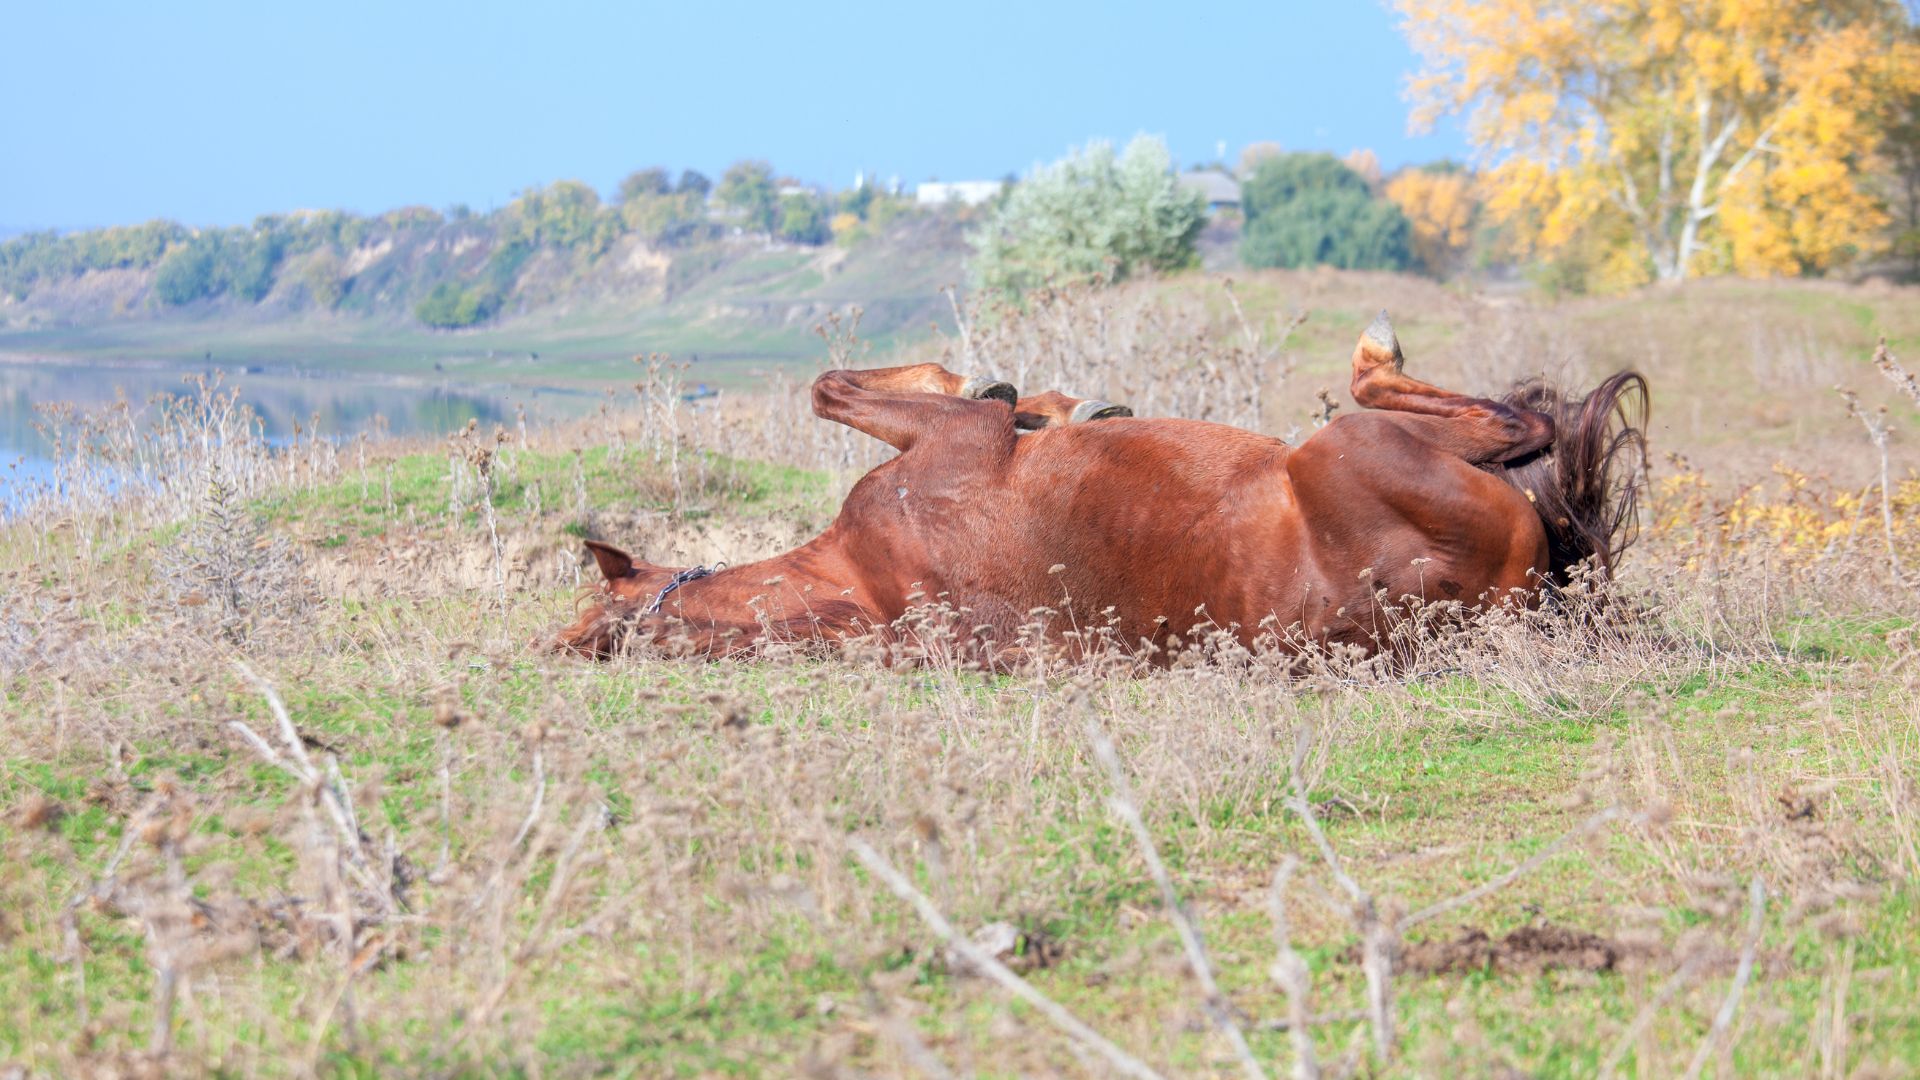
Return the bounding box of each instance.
[1495,371,1650,585]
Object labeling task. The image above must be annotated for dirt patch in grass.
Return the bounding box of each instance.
[1388,922,1636,976]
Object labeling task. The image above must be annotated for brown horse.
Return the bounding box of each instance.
[546,313,1646,661]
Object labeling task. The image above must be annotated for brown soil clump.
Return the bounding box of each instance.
[1391,922,1627,976]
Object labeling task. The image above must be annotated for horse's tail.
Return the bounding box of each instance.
[1497,370,1650,586]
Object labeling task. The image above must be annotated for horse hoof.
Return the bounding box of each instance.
[1069,400,1132,423]
[1362,309,1405,372]
[959,376,1018,405]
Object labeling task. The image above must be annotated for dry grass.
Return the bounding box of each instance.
[0,272,1917,1078]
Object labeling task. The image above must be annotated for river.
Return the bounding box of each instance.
[0,358,600,508]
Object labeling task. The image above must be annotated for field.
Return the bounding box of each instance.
[2,269,1918,1078]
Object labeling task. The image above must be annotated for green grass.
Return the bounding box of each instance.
[255,444,833,543]
[1776,614,1913,660]
[6,641,1913,1076]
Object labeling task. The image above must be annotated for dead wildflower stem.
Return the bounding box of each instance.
[1599,951,1710,1078]
[1821,940,1855,1080]
[1874,338,1919,407]
[1086,718,1267,1080]
[433,734,455,878]
[1401,805,1630,929]
[1284,730,1396,1063]
[60,826,139,1029]
[1836,374,1911,590]
[229,661,389,909]
[846,837,1167,1080]
[942,284,975,369]
[303,954,369,1072]
[1221,278,1262,353]
[1266,857,1321,1080]
[868,997,959,1080]
[1681,876,1767,1080]
[509,741,547,850]
[443,800,603,1058]
[147,836,187,1056]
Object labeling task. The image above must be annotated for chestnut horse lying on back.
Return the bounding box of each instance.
[547,313,1646,661]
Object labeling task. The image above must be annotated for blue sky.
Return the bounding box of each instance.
[2,0,1468,230]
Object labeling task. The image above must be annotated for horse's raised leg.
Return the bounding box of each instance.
[811,365,1016,452]
[825,362,1015,403]
[1349,312,1552,464]
[1013,390,1133,431]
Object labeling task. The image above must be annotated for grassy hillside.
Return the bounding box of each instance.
[2,274,1918,1076]
[0,210,972,386]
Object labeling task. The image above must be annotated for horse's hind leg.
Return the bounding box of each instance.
[1349,311,1552,464]
[811,367,1017,452]
[1013,389,1132,430]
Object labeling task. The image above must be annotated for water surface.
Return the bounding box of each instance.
[0,359,597,508]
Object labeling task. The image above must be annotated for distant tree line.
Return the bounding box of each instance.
[0,210,410,306]
[0,161,919,329]
[0,220,185,300]
[710,161,911,247]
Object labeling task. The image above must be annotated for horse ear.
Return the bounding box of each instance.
[583,540,635,581]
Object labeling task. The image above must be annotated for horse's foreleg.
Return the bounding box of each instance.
[811,368,1016,452]
[1348,311,1552,464]
[1013,389,1133,430]
[821,362,1015,403]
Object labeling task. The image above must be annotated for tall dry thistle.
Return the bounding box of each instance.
[1837,339,1918,589]
[158,464,310,644]
[452,420,511,621]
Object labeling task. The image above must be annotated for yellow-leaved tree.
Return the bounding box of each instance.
[1397,0,1920,285]
[1384,167,1480,276]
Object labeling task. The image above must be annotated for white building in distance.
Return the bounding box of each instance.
[915,180,1004,207]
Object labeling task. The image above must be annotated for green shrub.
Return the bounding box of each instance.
[971,135,1204,294]
[302,251,345,309]
[718,161,779,235]
[778,193,830,245]
[481,240,532,292]
[619,168,673,202]
[504,181,616,254]
[676,169,711,197]
[153,241,218,305]
[1238,153,1413,272]
[1240,153,1372,216]
[1240,188,1412,270]
[414,281,496,328]
[621,191,710,246]
[228,232,287,302]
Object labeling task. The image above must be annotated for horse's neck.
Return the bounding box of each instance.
[640,531,873,655]
[666,531,864,619]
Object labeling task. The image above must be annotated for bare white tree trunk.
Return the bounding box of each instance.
[1612,90,1779,285]
[1664,96,1743,281]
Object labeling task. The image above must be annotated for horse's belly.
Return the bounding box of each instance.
[1001,429,1312,645]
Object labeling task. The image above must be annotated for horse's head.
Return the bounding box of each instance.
[541,540,687,657]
